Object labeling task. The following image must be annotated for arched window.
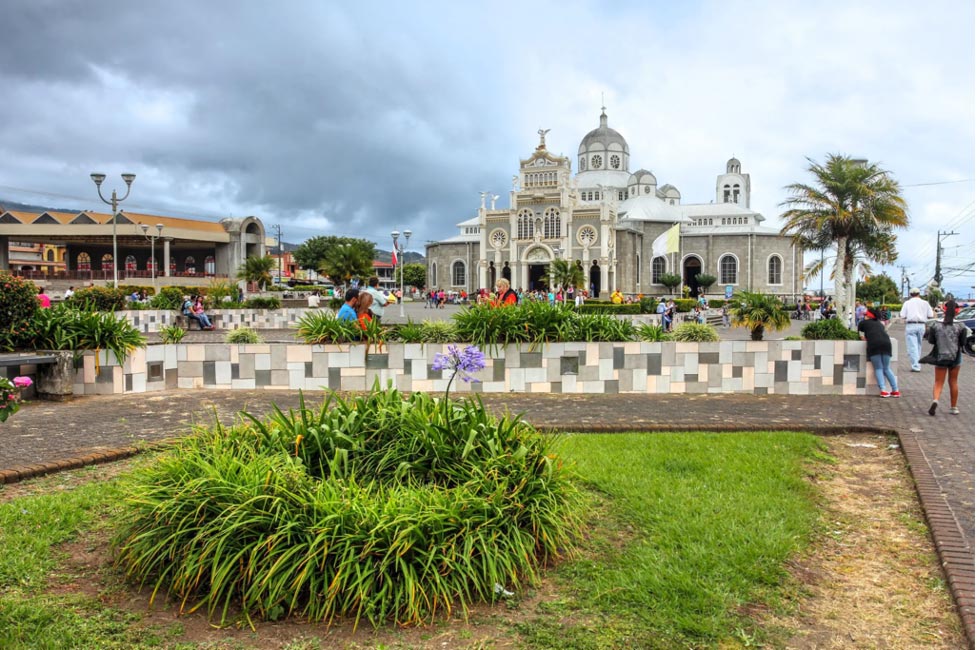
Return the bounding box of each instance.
[651,256,666,284]
[430,262,437,287]
[452,260,465,286]
[169,260,177,276]
[517,209,534,239]
[77,252,91,272]
[723,184,731,203]
[768,255,783,285]
[719,255,738,284]
[46,249,55,262]
[733,184,741,203]
[146,257,157,274]
[101,253,113,271]
[184,256,196,274]
[635,253,641,287]
[544,207,561,239]
[125,255,137,272]
[204,256,216,275]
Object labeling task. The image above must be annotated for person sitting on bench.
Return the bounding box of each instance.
[182,295,214,330]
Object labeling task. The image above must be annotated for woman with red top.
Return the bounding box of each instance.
[493,278,518,307]
[356,291,374,331]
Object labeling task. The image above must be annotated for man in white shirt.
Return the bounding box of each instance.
[899,288,935,372]
[307,291,321,308]
[363,276,389,324]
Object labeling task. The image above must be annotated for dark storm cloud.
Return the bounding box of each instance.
[0,1,518,245]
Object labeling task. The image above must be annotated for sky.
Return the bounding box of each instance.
[0,0,973,297]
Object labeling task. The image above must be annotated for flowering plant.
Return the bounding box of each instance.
[432,345,486,404]
[0,376,32,423]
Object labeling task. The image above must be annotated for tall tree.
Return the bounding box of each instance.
[856,273,901,305]
[293,236,377,285]
[400,263,426,291]
[780,155,908,328]
[236,255,275,291]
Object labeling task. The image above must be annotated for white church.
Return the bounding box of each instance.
[424,109,803,299]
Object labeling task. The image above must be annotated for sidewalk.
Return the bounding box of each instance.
[0,333,972,643]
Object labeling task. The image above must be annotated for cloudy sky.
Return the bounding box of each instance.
[1,1,973,296]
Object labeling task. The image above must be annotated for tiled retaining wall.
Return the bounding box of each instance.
[119,309,313,333]
[72,340,892,396]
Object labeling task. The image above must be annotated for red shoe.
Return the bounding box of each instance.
[880,391,891,398]
[890,391,901,398]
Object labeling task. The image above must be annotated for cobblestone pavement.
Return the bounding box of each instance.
[1,321,973,643]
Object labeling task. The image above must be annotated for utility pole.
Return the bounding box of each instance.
[900,265,908,298]
[935,231,958,290]
[272,224,283,284]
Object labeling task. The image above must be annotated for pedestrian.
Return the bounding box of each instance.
[921,300,969,416]
[192,295,215,329]
[307,290,321,308]
[854,300,867,327]
[64,286,75,300]
[337,288,359,321]
[37,286,51,308]
[899,287,934,372]
[858,307,899,397]
[492,278,518,307]
[362,276,388,324]
[356,291,374,331]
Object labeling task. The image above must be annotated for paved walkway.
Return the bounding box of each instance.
[0,326,972,644]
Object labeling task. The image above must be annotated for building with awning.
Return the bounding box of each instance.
[0,208,267,286]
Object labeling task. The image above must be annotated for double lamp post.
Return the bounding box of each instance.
[390,229,411,318]
[90,172,136,287]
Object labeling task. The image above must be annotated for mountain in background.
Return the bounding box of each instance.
[1,197,426,262]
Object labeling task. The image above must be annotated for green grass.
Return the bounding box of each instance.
[0,430,826,649]
[518,431,823,649]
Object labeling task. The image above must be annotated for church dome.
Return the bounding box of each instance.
[726,157,742,174]
[628,169,657,185]
[577,109,630,174]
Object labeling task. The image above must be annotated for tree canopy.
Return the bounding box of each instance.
[855,273,901,304]
[293,236,376,286]
[780,154,908,327]
[237,255,275,290]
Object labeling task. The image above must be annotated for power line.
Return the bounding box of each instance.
[902,179,974,187]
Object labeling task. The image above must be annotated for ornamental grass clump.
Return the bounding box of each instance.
[114,388,581,628]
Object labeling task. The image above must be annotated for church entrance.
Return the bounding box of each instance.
[683,257,702,297]
[528,264,548,291]
[589,261,601,298]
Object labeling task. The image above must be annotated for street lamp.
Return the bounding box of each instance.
[91,172,136,287]
[140,223,164,292]
[391,229,412,318]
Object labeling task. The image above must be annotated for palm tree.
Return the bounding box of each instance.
[728,291,790,341]
[780,154,908,328]
[319,242,374,291]
[237,255,275,291]
[548,259,586,303]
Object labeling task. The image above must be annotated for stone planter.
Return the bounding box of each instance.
[36,350,76,401]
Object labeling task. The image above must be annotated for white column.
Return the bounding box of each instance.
[163,238,171,277]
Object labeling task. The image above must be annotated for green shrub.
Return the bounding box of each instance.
[801,318,860,340]
[638,297,659,314]
[205,280,238,308]
[295,310,362,344]
[570,312,637,342]
[30,303,145,361]
[708,299,728,309]
[673,298,697,313]
[150,286,186,310]
[389,320,426,343]
[159,325,186,344]
[576,302,642,315]
[0,272,39,351]
[226,327,262,344]
[420,320,458,343]
[118,285,155,298]
[66,286,129,312]
[636,323,670,342]
[114,388,581,627]
[327,296,343,310]
[244,296,282,310]
[671,322,720,342]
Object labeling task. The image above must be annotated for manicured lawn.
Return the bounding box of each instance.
[519,431,824,649]
[0,431,825,649]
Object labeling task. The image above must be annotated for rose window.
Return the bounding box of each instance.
[490,229,508,249]
[577,226,598,247]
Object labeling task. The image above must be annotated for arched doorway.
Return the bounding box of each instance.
[589,260,601,298]
[525,247,552,291]
[683,256,702,297]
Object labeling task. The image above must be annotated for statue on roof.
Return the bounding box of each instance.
[537,128,550,150]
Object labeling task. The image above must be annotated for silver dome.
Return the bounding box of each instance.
[578,110,629,155]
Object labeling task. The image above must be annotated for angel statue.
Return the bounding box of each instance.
[537,128,550,149]
[479,191,486,209]
[512,175,519,191]
[490,194,500,210]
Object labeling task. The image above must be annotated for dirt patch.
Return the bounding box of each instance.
[761,433,965,649]
[10,434,969,649]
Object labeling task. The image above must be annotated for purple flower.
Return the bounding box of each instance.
[432,345,486,384]
[12,377,32,388]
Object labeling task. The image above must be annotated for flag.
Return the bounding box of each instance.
[651,223,680,259]
[391,241,398,267]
